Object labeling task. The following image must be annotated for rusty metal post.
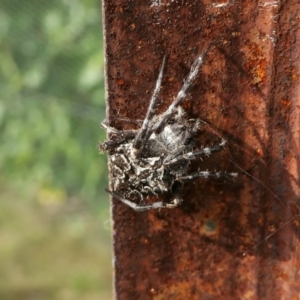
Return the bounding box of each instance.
[102,1,300,299]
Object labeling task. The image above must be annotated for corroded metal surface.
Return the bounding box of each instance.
[102,1,300,299]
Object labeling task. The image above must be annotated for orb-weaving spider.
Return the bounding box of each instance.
[99,48,238,211]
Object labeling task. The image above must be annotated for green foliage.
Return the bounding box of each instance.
[0,0,107,204]
[0,187,112,300]
[0,0,112,299]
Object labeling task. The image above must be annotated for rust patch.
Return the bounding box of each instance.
[102,0,300,299]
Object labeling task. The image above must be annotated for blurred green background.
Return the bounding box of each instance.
[0,0,112,299]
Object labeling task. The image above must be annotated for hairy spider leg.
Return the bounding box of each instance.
[164,139,227,165]
[105,188,182,211]
[98,120,137,151]
[153,45,212,135]
[101,120,138,135]
[101,120,121,134]
[98,138,131,152]
[133,56,166,150]
[177,170,238,182]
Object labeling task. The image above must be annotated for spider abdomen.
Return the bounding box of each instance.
[110,142,170,199]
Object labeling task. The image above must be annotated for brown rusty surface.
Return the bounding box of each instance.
[102,1,300,299]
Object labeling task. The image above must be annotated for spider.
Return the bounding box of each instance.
[99,48,238,211]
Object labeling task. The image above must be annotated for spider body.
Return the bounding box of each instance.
[110,107,196,199]
[99,49,237,211]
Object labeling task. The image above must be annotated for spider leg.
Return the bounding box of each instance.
[153,45,212,135]
[133,56,166,150]
[98,133,137,151]
[164,139,226,165]
[169,181,183,207]
[177,170,238,182]
[98,139,126,152]
[101,120,137,135]
[99,120,138,151]
[105,189,181,211]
